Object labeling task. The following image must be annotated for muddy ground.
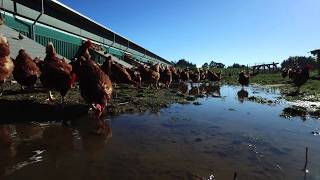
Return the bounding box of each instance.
[0,79,191,122]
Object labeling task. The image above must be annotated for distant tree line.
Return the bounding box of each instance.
[202,60,225,69]
[228,63,246,68]
[172,59,247,69]
[202,61,247,69]
[172,56,319,71]
[281,56,317,69]
[171,59,197,69]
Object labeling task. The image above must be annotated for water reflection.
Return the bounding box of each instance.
[172,82,221,97]
[206,84,221,97]
[0,125,16,177]
[15,123,43,140]
[0,115,113,179]
[188,86,200,96]
[78,120,112,161]
[237,89,249,103]
[171,82,188,94]
[43,124,75,166]
[1,84,320,180]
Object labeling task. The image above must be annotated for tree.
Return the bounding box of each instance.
[281,56,316,69]
[229,63,245,68]
[311,49,320,77]
[208,60,225,68]
[202,62,209,69]
[216,62,225,68]
[174,59,196,69]
[209,61,216,68]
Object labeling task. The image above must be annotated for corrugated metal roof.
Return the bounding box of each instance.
[311,49,320,55]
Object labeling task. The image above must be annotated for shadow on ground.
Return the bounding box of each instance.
[0,99,89,123]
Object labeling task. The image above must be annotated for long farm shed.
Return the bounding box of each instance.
[0,0,170,65]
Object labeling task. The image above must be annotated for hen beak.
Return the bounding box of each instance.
[92,104,104,119]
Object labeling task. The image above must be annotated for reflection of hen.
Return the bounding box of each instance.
[212,84,221,97]
[13,49,40,88]
[199,83,220,97]
[237,89,249,103]
[0,125,13,149]
[238,71,249,87]
[189,86,200,96]
[42,125,74,157]
[0,35,14,96]
[15,124,43,140]
[0,124,15,171]
[171,81,188,94]
[77,118,112,158]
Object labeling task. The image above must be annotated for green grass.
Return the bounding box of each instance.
[214,69,320,101]
[251,73,286,85]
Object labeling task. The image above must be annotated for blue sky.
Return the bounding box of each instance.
[59,0,320,66]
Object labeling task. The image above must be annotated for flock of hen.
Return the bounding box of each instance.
[0,35,227,120]
[281,66,312,92]
[4,33,312,128]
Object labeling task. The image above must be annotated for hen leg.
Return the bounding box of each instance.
[60,96,65,107]
[46,91,56,102]
[295,87,301,95]
[0,82,3,96]
[95,119,106,135]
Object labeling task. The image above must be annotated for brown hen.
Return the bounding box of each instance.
[72,40,113,127]
[138,64,160,88]
[189,69,201,83]
[160,66,172,88]
[238,71,249,88]
[40,42,76,102]
[0,35,14,96]
[126,67,142,87]
[13,49,40,88]
[101,56,137,86]
[170,66,180,82]
[292,65,312,92]
[180,69,189,82]
[207,70,221,82]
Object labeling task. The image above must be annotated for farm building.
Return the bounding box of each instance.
[0,0,170,66]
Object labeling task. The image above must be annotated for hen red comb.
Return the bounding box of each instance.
[84,40,92,49]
